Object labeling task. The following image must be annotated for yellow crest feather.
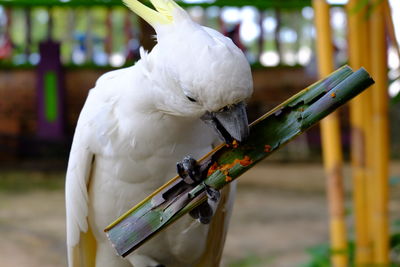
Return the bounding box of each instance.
[149,0,180,21]
[123,0,177,26]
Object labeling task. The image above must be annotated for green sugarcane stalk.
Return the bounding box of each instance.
[104,66,374,257]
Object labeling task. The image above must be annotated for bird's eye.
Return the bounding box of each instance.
[186,96,197,103]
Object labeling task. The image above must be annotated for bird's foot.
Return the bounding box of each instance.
[176,156,220,224]
[176,156,209,184]
[189,185,220,224]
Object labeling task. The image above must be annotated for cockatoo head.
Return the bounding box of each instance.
[124,0,253,142]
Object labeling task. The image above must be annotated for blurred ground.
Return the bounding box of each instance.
[1,162,400,267]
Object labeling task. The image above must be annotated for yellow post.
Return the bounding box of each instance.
[370,0,390,264]
[313,1,348,266]
[356,0,376,260]
[347,0,373,264]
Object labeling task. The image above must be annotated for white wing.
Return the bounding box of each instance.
[65,69,124,266]
[65,90,97,266]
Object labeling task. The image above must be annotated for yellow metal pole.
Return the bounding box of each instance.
[347,0,372,264]
[370,0,390,264]
[313,1,348,266]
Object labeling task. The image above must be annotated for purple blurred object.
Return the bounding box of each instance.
[36,40,66,140]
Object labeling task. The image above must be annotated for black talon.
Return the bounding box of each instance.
[189,207,200,219]
[188,184,221,224]
[206,185,220,202]
[176,156,202,184]
[198,201,213,224]
[176,162,185,178]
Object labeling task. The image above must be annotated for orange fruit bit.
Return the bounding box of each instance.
[208,156,253,179]
[331,92,336,98]
[264,144,272,152]
[207,162,219,176]
[238,155,252,167]
[225,176,232,182]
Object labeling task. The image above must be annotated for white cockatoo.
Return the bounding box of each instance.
[65,0,253,266]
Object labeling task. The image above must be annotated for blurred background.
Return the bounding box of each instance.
[0,0,399,266]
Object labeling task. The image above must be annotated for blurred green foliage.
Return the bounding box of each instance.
[302,226,400,267]
[301,243,354,267]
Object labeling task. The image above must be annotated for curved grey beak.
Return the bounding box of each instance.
[201,101,249,143]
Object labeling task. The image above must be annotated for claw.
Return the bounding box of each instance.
[189,206,200,219]
[206,186,220,202]
[189,184,220,224]
[176,156,200,184]
[176,156,211,184]
[189,200,213,224]
[198,201,213,224]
